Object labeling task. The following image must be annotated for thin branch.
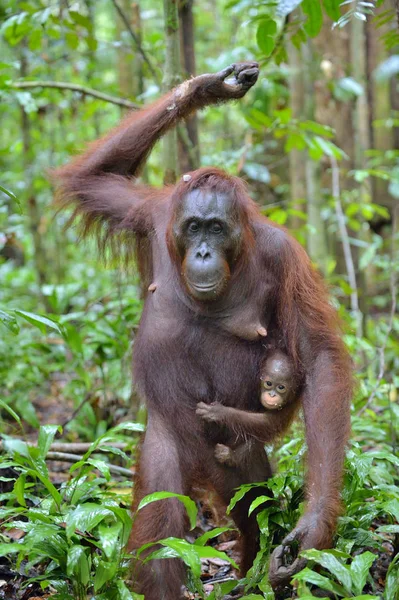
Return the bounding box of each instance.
[46,451,133,477]
[111,0,160,84]
[11,81,140,110]
[330,157,363,337]
[49,442,128,452]
[358,203,398,415]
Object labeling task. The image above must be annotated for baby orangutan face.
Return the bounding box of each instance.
[260,352,295,410]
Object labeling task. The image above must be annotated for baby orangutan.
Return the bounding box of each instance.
[196,351,301,468]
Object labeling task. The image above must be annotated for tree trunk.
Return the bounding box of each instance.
[350,15,372,322]
[178,0,200,171]
[19,45,50,310]
[163,0,181,183]
[287,32,306,231]
[302,40,329,275]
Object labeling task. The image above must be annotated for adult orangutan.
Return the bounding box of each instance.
[54,62,353,599]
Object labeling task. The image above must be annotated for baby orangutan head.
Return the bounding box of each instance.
[260,352,296,410]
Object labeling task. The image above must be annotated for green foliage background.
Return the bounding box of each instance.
[0,0,398,598]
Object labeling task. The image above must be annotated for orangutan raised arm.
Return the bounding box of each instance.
[53,63,259,237]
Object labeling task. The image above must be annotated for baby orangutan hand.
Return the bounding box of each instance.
[196,401,227,423]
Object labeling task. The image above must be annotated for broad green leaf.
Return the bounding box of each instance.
[302,0,323,37]
[3,438,30,457]
[26,468,62,506]
[38,424,61,457]
[256,20,277,57]
[385,554,399,600]
[94,559,117,591]
[65,503,114,538]
[301,549,352,594]
[13,474,26,507]
[67,545,91,586]
[146,538,201,576]
[350,552,376,595]
[322,0,341,21]
[293,567,347,596]
[298,120,335,137]
[117,580,142,599]
[98,522,122,559]
[69,10,92,30]
[382,498,399,521]
[207,580,238,600]
[336,77,364,97]
[0,310,19,334]
[377,524,399,533]
[375,55,399,81]
[0,542,23,556]
[137,492,197,530]
[194,527,233,546]
[87,458,111,480]
[14,310,62,334]
[248,495,271,515]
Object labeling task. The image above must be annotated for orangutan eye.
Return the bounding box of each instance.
[188,221,199,233]
[277,385,286,392]
[210,222,223,234]
[264,380,273,388]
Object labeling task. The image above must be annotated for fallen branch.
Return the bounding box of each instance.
[46,451,133,477]
[10,81,140,110]
[49,442,128,453]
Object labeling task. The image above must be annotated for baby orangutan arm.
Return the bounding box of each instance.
[196,401,299,443]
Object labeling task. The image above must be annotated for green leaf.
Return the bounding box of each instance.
[302,0,323,37]
[322,0,341,21]
[98,522,122,559]
[0,310,19,334]
[194,527,233,546]
[13,474,26,507]
[301,549,352,594]
[117,580,142,600]
[94,559,117,591]
[14,310,62,334]
[67,545,91,586]
[374,55,399,82]
[350,552,376,595]
[207,580,238,600]
[0,184,18,201]
[145,538,201,577]
[65,503,114,538]
[382,498,399,521]
[38,424,61,458]
[137,492,197,530]
[3,438,30,457]
[293,567,347,596]
[385,554,399,600]
[87,458,111,480]
[256,20,277,57]
[298,120,335,137]
[65,31,79,50]
[0,542,23,556]
[149,537,238,577]
[69,10,92,30]
[0,400,20,423]
[336,77,364,97]
[248,495,271,515]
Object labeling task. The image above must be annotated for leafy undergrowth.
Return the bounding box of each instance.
[1,264,398,600]
[0,396,398,599]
